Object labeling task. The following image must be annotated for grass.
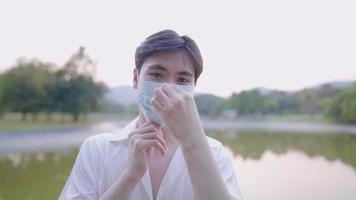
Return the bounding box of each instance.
[0,112,136,133]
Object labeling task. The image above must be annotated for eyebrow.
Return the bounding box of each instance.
[178,70,193,77]
[147,64,167,71]
[147,64,194,77]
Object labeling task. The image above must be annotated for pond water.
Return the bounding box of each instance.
[209,130,356,200]
[1,129,356,200]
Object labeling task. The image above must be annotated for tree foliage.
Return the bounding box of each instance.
[0,47,106,122]
[322,84,356,123]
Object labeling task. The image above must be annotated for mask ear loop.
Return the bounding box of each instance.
[141,109,150,125]
[149,98,166,128]
[142,95,166,128]
[137,93,149,124]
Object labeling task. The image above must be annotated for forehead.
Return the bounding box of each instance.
[141,50,195,74]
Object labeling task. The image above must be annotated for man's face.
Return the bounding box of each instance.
[133,50,196,89]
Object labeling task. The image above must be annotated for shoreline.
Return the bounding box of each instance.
[0,119,356,155]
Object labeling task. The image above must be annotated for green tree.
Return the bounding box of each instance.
[2,58,54,121]
[58,47,107,122]
[195,94,224,118]
[226,90,265,115]
[323,84,356,123]
[0,73,6,118]
[297,89,320,116]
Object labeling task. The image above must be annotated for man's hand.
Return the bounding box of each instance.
[125,121,167,180]
[100,121,167,200]
[150,83,232,200]
[150,83,204,146]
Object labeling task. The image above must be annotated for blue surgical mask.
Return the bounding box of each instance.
[137,80,195,127]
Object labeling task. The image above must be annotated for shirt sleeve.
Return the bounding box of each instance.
[215,143,244,200]
[58,136,100,200]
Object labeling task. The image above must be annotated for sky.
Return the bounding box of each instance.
[0,0,355,97]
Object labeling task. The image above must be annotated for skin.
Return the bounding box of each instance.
[100,50,231,200]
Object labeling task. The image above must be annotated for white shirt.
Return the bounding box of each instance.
[59,117,243,200]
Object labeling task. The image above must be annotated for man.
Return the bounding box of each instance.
[59,30,243,200]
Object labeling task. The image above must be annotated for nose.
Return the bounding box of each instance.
[161,76,176,85]
[164,80,176,85]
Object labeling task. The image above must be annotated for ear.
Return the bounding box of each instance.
[133,68,139,89]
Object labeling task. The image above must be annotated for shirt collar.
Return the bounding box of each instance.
[109,116,139,142]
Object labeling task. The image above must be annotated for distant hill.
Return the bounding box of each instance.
[105,80,356,104]
[251,80,356,96]
[316,80,356,89]
[253,87,272,96]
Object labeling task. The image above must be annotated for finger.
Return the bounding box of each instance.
[153,88,170,108]
[137,124,161,134]
[151,97,165,113]
[129,124,160,138]
[172,85,194,102]
[136,139,166,155]
[137,132,167,151]
[143,123,164,138]
[138,120,153,128]
[129,121,153,138]
[171,84,185,95]
[161,83,180,99]
[139,132,166,145]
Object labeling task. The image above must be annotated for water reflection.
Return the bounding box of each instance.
[233,150,356,200]
[0,150,78,200]
[206,130,356,200]
[207,130,356,170]
[0,130,356,200]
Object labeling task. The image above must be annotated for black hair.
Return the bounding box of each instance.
[135,29,203,83]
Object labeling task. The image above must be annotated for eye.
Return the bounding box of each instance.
[149,73,162,78]
[177,77,190,85]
